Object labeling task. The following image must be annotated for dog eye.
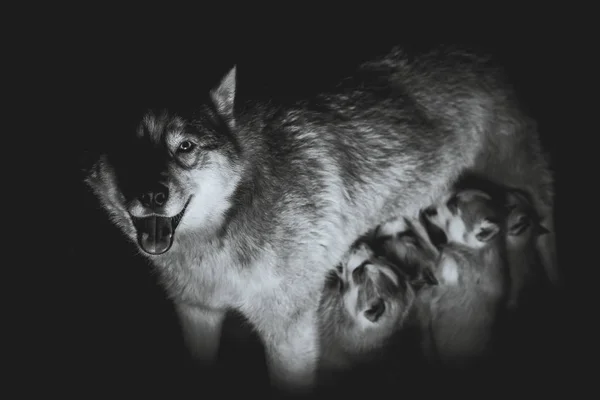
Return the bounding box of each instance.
[178,140,196,153]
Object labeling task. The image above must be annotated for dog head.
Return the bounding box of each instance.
[85,67,244,256]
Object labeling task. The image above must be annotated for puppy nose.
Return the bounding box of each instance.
[139,184,169,208]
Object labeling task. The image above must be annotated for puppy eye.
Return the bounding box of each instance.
[178,140,196,153]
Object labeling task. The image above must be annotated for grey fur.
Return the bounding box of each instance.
[85,46,556,393]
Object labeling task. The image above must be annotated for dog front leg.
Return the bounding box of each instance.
[263,309,319,395]
[175,303,226,367]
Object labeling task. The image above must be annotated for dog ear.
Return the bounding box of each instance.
[475,219,500,242]
[210,66,237,122]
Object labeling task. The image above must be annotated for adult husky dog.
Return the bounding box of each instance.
[85,47,556,393]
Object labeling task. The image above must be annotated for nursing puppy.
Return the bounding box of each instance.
[421,189,510,368]
[318,240,416,376]
[505,190,550,310]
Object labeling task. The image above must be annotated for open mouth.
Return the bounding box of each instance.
[130,197,192,255]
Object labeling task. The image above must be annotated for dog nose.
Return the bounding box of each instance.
[139,185,169,208]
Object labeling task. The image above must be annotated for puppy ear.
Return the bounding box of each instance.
[536,224,550,236]
[422,206,438,218]
[210,66,237,123]
[445,196,459,214]
[363,298,386,323]
[508,214,531,236]
[421,218,447,248]
[475,219,500,242]
[410,268,439,290]
[421,268,439,286]
[324,269,343,292]
[505,189,531,208]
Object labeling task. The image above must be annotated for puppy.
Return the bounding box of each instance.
[318,240,416,383]
[505,190,550,310]
[421,189,510,369]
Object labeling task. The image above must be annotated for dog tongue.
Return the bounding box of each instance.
[136,216,174,255]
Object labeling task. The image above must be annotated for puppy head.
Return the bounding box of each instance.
[373,217,439,289]
[423,189,502,248]
[505,190,550,238]
[331,242,415,331]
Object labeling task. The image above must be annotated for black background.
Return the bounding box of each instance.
[58,15,578,396]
